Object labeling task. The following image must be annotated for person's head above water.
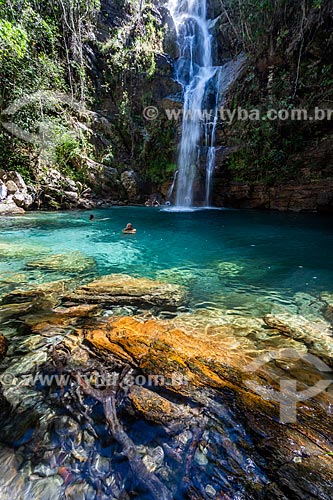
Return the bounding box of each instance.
[89,214,95,221]
[122,222,136,234]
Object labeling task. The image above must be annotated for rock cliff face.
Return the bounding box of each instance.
[154,0,333,212]
[213,180,333,212]
[206,0,333,212]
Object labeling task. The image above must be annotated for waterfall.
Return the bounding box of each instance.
[168,0,220,209]
[204,67,222,207]
[167,169,178,201]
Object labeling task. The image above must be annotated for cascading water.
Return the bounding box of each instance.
[168,0,221,208]
[204,67,222,207]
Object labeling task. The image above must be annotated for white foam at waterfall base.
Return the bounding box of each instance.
[161,206,227,212]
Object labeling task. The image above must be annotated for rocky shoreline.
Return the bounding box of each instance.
[0,168,149,215]
[0,273,332,499]
[2,169,333,215]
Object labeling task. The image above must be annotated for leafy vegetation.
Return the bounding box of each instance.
[0,0,99,183]
[218,0,333,184]
[102,1,164,80]
[0,0,175,188]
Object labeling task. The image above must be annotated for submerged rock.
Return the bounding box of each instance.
[0,242,50,259]
[0,334,9,413]
[0,446,24,497]
[1,280,69,308]
[65,274,187,309]
[321,292,333,322]
[0,280,74,322]
[0,302,36,322]
[26,252,96,273]
[51,312,333,499]
[0,334,8,362]
[27,476,63,500]
[21,304,101,337]
[215,261,244,277]
[0,272,332,499]
[82,316,249,390]
[0,273,28,286]
[129,385,190,424]
[264,313,333,366]
[155,267,199,286]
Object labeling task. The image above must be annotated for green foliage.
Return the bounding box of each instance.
[146,161,177,184]
[220,0,331,56]
[0,0,99,184]
[0,3,66,95]
[0,19,28,61]
[102,1,164,80]
[141,119,177,183]
[0,129,35,183]
[54,126,92,183]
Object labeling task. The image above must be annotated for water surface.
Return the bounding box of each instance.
[1,207,332,318]
[1,207,333,500]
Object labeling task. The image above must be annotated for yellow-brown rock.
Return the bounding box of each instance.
[128,386,189,424]
[1,280,70,307]
[21,304,100,336]
[0,280,73,321]
[83,316,251,391]
[66,274,187,309]
[55,313,333,498]
[0,334,8,362]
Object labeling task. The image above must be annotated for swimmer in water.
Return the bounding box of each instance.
[89,214,110,221]
[122,223,137,234]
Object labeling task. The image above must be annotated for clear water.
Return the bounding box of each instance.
[0,207,333,499]
[1,207,333,318]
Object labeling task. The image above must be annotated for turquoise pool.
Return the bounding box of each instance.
[0,207,332,318]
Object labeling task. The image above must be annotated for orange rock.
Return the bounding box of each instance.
[128,386,188,424]
[84,316,252,391]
